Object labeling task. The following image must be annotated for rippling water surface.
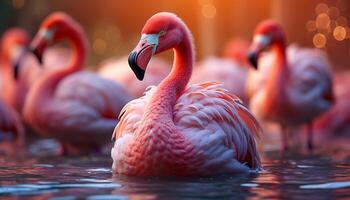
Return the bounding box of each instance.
[0,141,350,199]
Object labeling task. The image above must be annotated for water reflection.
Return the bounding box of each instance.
[0,150,349,199]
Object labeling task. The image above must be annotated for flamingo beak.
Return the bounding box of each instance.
[247,51,258,69]
[248,35,270,69]
[10,45,27,80]
[29,28,54,65]
[128,34,160,81]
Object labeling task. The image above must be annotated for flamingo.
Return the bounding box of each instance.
[190,57,249,104]
[222,38,250,65]
[21,12,131,155]
[111,12,261,176]
[1,28,70,114]
[98,56,171,97]
[314,71,350,138]
[247,20,334,151]
[0,98,24,155]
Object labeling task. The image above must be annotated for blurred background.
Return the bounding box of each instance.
[0,0,349,70]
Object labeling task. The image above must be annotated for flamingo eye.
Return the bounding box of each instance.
[159,30,166,37]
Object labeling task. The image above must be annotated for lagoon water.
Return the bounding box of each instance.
[0,139,349,200]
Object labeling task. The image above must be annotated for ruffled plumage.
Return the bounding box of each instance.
[112,82,261,175]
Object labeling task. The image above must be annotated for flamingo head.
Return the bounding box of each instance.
[29,12,84,65]
[0,28,29,80]
[128,12,184,80]
[248,20,285,69]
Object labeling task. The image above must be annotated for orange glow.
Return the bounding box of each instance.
[93,38,107,55]
[333,26,347,41]
[315,3,328,14]
[306,20,317,32]
[313,33,327,48]
[328,6,340,19]
[201,4,217,19]
[336,16,348,26]
[316,13,330,30]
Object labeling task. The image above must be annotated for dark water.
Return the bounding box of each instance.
[0,141,350,200]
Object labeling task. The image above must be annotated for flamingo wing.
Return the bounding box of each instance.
[288,45,333,113]
[112,82,261,172]
[56,71,131,119]
[173,82,261,170]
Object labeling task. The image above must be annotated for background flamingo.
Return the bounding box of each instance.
[247,21,334,151]
[22,12,131,155]
[98,56,170,97]
[111,12,261,176]
[190,57,249,104]
[314,71,350,138]
[222,38,250,66]
[0,97,24,155]
[0,28,70,114]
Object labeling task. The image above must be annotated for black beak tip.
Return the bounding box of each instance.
[29,46,43,65]
[128,51,145,81]
[13,63,20,80]
[247,51,258,69]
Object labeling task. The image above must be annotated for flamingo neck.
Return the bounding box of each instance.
[31,29,86,104]
[144,30,193,123]
[264,41,290,109]
[0,55,16,109]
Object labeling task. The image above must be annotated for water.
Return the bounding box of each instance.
[0,143,350,199]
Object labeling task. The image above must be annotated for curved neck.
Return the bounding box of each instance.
[144,29,193,121]
[264,40,289,106]
[31,27,87,104]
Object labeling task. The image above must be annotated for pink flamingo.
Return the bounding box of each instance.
[222,38,250,65]
[1,28,70,114]
[111,12,261,176]
[22,12,131,155]
[0,98,24,155]
[98,56,170,97]
[314,71,350,138]
[190,57,249,104]
[247,21,334,151]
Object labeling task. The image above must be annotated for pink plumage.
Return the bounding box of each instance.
[111,12,261,176]
[0,97,24,155]
[247,21,334,151]
[1,28,70,114]
[23,12,131,155]
[314,71,350,138]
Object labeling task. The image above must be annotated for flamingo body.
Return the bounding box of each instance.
[314,71,350,137]
[23,12,131,154]
[0,98,24,154]
[112,12,261,176]
[247,21,333,150]
[25,71,130,146]
[249,45,333,125]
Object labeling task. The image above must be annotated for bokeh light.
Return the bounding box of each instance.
[346,27,350,39]
[306,20,317,32]
[201,4,217,19]
[313,33,327,48]
[333,26,347,41]
[316,13,331,30]
[93,38,107,55]
[315,3,329,14]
